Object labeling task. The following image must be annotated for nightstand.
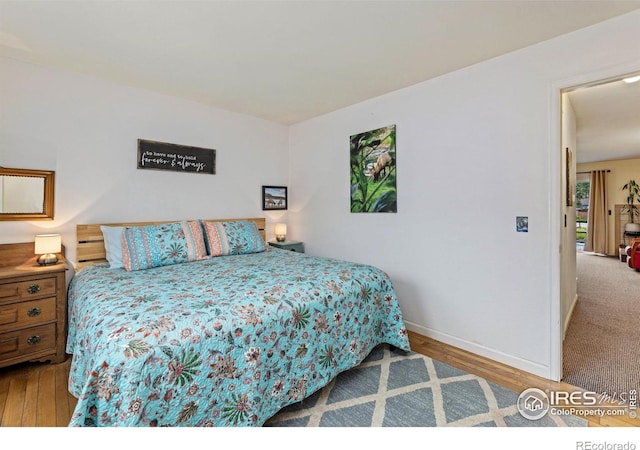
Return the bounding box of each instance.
[268,240,305,253]
[0,242,68,369]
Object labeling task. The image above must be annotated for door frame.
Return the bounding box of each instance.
[550,62,640,382]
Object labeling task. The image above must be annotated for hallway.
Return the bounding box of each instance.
[563,250,640,397]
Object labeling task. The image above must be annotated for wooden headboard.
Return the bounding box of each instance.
[76,217,266,270]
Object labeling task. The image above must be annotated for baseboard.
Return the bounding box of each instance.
[404,320,551,379]
[563,293,579,340]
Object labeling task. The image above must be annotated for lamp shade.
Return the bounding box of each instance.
[35,234,61,254]
[274,223,287,242]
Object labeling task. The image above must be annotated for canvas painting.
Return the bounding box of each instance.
[350,125,397,213]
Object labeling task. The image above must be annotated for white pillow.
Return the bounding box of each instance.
[100,225,124,269]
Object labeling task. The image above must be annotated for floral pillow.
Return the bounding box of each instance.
[122,221,207,271]
[203,220,266,256]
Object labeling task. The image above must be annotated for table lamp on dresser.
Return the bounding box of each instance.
[34,233,61,265]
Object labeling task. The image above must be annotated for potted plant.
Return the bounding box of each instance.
[622,179,640,233]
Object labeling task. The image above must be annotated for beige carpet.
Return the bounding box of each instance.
[563,251,640,395]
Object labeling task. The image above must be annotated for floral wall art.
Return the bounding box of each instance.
[350,125,397,213]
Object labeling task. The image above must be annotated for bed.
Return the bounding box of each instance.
[66,217,410,426]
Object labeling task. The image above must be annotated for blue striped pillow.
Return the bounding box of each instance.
[203,221,266,256]
[122,221,207,271]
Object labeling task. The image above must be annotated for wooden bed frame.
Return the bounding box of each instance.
[76,217,266,270]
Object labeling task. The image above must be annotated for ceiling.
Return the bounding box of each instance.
[567,76,640,163]
[0,1,639,161]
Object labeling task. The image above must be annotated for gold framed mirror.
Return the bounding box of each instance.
[0,167,55,221]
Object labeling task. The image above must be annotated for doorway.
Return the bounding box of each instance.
[558,69,640,392]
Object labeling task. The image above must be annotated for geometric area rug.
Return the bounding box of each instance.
[266,344,587,427]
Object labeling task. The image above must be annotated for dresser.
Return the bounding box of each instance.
[0,242,68,369]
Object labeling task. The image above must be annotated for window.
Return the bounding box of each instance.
[576,173,590,246]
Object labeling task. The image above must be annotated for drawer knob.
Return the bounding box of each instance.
[27,335,41,345]
[27,307,42,317]
[27,284,41,294]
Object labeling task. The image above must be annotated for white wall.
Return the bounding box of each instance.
[0,57,289,265]
[289,11,640,379]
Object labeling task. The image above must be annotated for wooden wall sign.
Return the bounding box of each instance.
[137,139,216,174]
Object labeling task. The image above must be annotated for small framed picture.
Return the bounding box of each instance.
[565,147,574,207]
[262,186,288,210]
[516,216,528,232]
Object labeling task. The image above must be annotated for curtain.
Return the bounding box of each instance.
[584,170,608,254]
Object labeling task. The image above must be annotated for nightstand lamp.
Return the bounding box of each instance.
[35,233,61,265]
[275,223,287,242]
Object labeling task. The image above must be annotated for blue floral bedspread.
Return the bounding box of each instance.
[66,248,410,426]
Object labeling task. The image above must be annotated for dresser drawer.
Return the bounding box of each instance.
[0,324,56,362]
[0,277,56,304]
[0,297,57,333]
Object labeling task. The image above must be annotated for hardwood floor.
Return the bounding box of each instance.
[1,330,638,427]
[0,355,76,427]
[409,331,639,427]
